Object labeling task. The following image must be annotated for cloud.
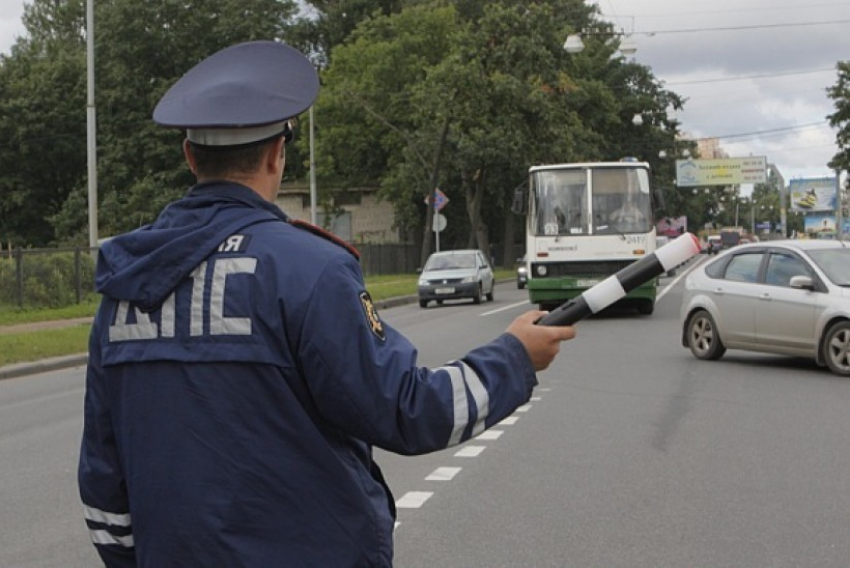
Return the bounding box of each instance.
[0,0,26,56]
[599,0,849,181]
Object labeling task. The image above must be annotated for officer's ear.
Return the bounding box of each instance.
[264,136,286,175]
[183,138,198,176]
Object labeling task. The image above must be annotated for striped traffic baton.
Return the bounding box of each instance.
[537,232,702,326]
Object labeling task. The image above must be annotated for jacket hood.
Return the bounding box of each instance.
[96,182,286,311]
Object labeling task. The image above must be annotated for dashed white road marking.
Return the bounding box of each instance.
[530,396,542,401]
[476,430,503,441]
[500,416,519,425]
[426,467,462,481]
[396,491,433,509]
[454,445,486,458]
[515,403,532,413]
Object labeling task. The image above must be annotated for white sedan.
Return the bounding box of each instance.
[680,239,850,376]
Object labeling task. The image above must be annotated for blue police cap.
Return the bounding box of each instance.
[153,40,319,146]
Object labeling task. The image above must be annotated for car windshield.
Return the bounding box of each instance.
[807,248,850,285]
[425,253,476,271]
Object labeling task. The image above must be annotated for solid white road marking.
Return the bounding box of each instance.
[396,491,433,508]
[454,445,486,458]
[426,467,462,481]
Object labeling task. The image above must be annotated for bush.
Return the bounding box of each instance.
[0,249,97,309]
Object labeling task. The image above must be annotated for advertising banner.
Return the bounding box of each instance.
[656,216,687,237]
[675,157,767,187]
[804,213,850,236]
[789,177,837,213]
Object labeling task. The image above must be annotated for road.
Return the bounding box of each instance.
[4,262,850,566]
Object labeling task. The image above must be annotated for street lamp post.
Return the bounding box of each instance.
[86,0,98,253]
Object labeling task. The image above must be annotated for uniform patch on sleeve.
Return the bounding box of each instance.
[359,291,386,342]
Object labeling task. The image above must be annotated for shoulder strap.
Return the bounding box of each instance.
[289,219,360,260]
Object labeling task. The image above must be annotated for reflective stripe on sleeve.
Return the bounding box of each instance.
[90,529,135,548]
[440,363,490,447]
[444,366,469,446]
[459,362,489,437]
[84,505,131,527]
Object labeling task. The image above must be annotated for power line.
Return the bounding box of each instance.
[665,68,835,86]
[638,20,850,35]
[692,121,829,142]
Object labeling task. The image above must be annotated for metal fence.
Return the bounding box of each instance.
[0,243,425,311]
[0,242,518,310]
[0,247,99,310]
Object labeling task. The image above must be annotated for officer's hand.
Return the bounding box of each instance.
[506,310,576,371]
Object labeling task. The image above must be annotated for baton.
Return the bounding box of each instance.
[536,232,702,326]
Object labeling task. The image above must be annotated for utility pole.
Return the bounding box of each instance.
[86,0,98,254]
[837,169,844,242]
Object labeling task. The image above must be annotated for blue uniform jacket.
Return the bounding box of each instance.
[78,182,537,567]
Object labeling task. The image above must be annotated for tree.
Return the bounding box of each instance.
[0,0,87,246]
[827,61,850,176]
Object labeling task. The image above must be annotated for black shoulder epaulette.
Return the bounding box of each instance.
[289,219,361,260]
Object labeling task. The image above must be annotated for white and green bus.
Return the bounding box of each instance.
[516,160,660,314]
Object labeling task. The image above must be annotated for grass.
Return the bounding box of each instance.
[0,269,518,368]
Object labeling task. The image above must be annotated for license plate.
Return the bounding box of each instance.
[576,280,600,287]
[435,287,455,294]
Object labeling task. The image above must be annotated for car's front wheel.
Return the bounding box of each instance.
[419,299,428,308]
[822,321,850,376]
[486,282,494,302]
[687,310,726,360]
[472,283,482,304]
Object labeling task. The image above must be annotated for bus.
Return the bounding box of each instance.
[514,160,660,314]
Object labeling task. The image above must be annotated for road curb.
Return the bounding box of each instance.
[0,353,89,381]
[0,280,516,380]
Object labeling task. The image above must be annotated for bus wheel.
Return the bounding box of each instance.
[637,300,654,315]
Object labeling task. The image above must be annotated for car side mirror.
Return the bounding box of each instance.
[511,185,527,215]
[789,275,814,290]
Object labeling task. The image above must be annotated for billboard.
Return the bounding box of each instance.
[804,213,850,236]
[675,157,767,187]
[656,216,687,237]
[789,177,837,213]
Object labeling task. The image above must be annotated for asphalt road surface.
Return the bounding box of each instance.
[3,261,850,567]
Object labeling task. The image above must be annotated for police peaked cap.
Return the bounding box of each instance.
[153,40,319,146]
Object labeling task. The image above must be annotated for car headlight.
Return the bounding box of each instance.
[418,279,428,286]
[536,265,547,277]
[460,276,474,283]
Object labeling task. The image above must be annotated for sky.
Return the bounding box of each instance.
[595,0,849,185]
[0,0,847,185]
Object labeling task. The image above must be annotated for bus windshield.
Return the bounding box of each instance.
[531,166,651,236]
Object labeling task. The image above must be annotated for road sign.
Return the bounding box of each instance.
[432,213,447,232]
[425,188,449,211]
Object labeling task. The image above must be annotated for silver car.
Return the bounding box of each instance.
[680,239,850,376]
[418,249,495,308]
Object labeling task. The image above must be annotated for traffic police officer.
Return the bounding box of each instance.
[78,40,575,567]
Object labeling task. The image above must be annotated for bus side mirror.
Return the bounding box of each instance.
[512,186,527,215]
[653,188,666,211]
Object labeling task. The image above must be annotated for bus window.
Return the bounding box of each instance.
[592,168,651,234]
[532,170,588,236]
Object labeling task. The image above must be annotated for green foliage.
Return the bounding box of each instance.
[827,60,850,175]
[0,250,96,309]
[0,0,692,260]
[0,325,91,367]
